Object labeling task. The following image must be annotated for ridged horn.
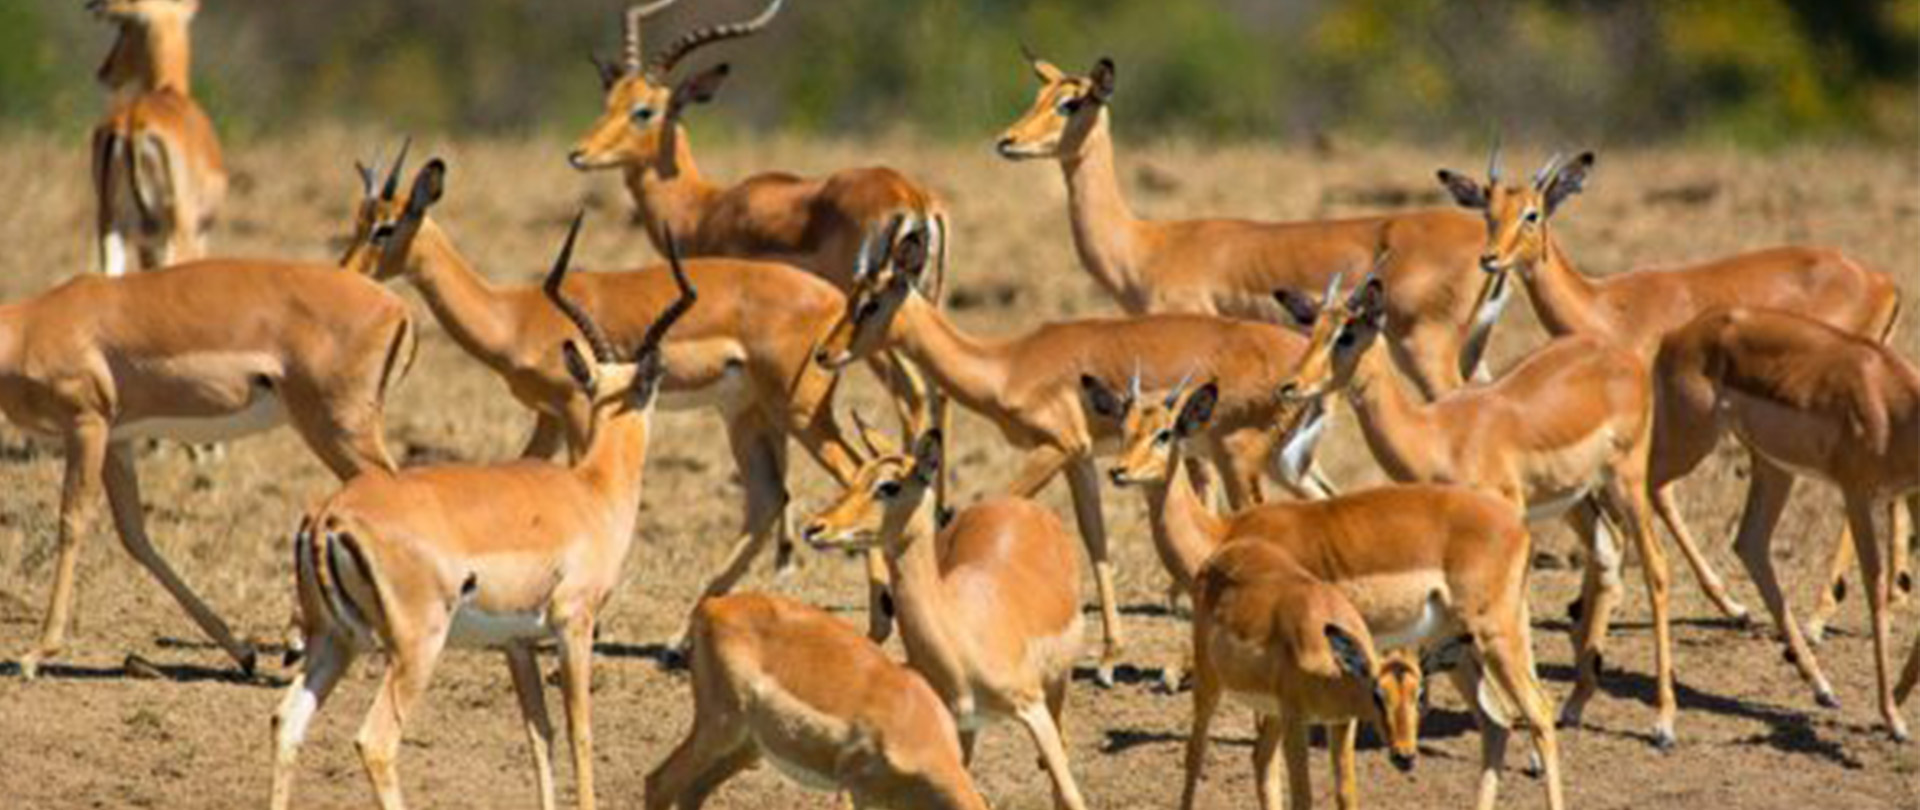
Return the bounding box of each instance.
[649,0,784,77]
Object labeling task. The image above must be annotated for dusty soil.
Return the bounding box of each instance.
[0,132,1916,809]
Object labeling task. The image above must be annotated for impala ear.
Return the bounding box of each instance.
[671,63,732,113]
[561,339,598,397]
[1175,382,1218,437]
[1088,57,1116,103]
[1325,624,1373,680]
[1436,168,1488,210]
[1273,288,1320,328]
[404,159,447,220]
[1080,374,1128,419]
[1350,275,1386,319]
[1541,151,1595,215]
[909,429,944,485]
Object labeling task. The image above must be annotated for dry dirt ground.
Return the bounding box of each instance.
[0,132,1916,809]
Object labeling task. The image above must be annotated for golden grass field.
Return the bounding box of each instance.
[0,131,1916,808]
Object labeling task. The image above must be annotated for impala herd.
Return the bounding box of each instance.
[4,1,1915,809]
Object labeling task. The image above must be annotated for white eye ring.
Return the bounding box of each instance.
[1522,209,1541,224]
[630,105,655,124]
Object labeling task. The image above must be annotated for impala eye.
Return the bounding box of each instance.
[370,222,396,245]
[630,105,656,124]
[874,480,903,499]
[1057,97,1084,116]
[1336,328,1359,349]
[855,298,880,322]
[1522,208,1541,225]
[1154,429,1172,446]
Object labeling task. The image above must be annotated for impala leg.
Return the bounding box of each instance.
[1393,319,1467,400]
[673,423,788,649]
[1280,714,1313,810]
[1447,660,1512,810]
[1732,458,1836,706]
[505,645,558,810]
[1064,455,1123,686]
[557,619,601,810]
[1898,608,1920,706]
[1328,719,1360,810]
[102,443,257,673]
[1474,623,1563,810]
[21,420,109,679]
[1559,499,1623,730]
[1178,642,1221,810]
[647,632,753,810]
[1605,470,1677,748]
[1651,482,1750,623]
[1016,700,1088,810]
[355,633,447,810]
[281,381,400,481]
[1813,497,1916,641]
[1846,496,1909,742]
[270,632,355,810]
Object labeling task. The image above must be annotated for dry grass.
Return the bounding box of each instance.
[0,131,1916,808]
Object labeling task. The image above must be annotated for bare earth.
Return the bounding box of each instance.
[0,133,1916,809]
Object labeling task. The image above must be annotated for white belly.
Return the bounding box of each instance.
[1525,485,1591,523]
[445,605,553,648]
[1374,595,1449,650]
[763,751,842,792]
[1228,689,1284,716]
[112,390,285,444]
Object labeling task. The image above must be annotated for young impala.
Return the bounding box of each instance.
[997,51,1494,397]
[816,231,1335,685]
[803,427,1089,810]
[269,217,694,810]
[1438,150,1908,638]
[1272,274,1692,747]
[2,222,414,680]
[89,0,226,276]
[1656,307,1918,740]
[1117,382,1562,810]
[649,593,989,810]
[341,150,896,644]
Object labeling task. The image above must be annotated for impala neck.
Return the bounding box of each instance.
[1144,439,1230,585]
[1518,234,1610,340]
[883,501,974,706]
[1344,348,1444,482]
[627,123,717,249]
[1060,115,1146,306]
[121,20,193,94]
[400,220,524,369]
[888,296,1012,420]
[573,406,656,535]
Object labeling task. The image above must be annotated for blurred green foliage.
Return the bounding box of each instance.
[1,0,1912,145]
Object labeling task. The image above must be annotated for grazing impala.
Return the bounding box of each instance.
[1124,382,1563,810]
[804,427,1088,810]
[649,593,988,810]
[1438,150,1908,635]
[89,0,226,276]
[1272,274,1697,747]
[568,0,948,295]
[816,232,1335,685]
[997,51,1492,397]
[269,218,694,810]
[1,237,414,680]
[1656,307,1918,740]
[341,151,897,643]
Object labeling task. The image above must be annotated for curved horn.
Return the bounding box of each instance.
[1322,270,1345,305]
[1534,152,1566,190]
[1128,359,1143,404]
[1020,40,1041,66]
[1164,368,1197,408]
[543,211,621,363]
[1487,135,1504,185]
[650,0,784,77]
[849,408,900,459]
[624,0,680,74]
[380,137,412,201]
[636,228,699,361]
[355,159,375,199]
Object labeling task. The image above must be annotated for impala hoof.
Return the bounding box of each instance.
[1523,750,1544,778]
[1652,728,1676,752]
[1815,688,1840,710]
[1094,664,1117,689]
[1890,724,1911,744]
[18,652,43,680]
[237,646,259,678]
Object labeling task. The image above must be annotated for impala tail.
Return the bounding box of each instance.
[855,210,948,300]
[294,512,391,651]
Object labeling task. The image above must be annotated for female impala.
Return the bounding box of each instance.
[1656,307,1918,741]
[341,151,895,644]
[648,593,990,810]
[3,232,415,680]
[997,51,1491,397]
[89,0,226,276]
[1272,274,1692,747]
[1107,382,1563,810]
[1438,151,1908,636]
[804,426,1088,810]
[816,232,1335,685]
[269,218,695,810]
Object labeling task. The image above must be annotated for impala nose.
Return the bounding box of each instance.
[1390,751,1415,772]
[567,150,589,170]
[1478,253,1500,273]
[1108,468,1129,486]
[801,522,826,546]
[994,136,1017,157]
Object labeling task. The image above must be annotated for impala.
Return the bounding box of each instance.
[2,221,414,680]
[1125,382,1562,810]
[803,427,1089,810]
[89,0,226,276]
[1656,307,1918,740]
[1272,274,1697,746]
[649,593,989,810]
[816,231,1335,685]
[1438,150,1908,638]
[341,150,897,643]
[269,217,694,810]
[997,51,1494,398]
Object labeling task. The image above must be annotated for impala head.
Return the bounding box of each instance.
[568,0,782,171]
[339,140,434,280]
[802,427,942,555]
[1275,270,1386,404]
[815,224,932,369]
[1437,147,1595,277]
[91,0,197,87]
[996,49,1116,161]
[1104,374,1216,488]
[548,217,699,426]
[1327,624,1468,772]
[89,0,197,25]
